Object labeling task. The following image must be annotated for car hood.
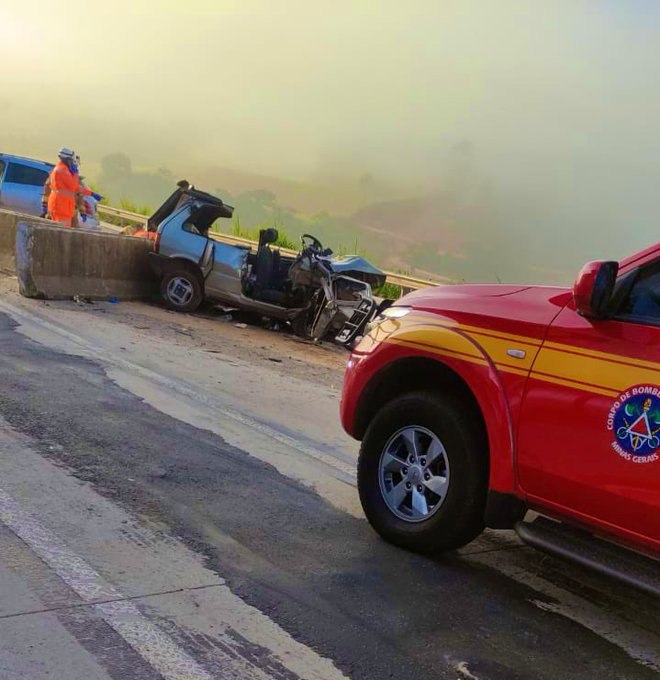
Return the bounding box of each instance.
[400,283,573,333]
[328,255,386,287]
[406,284,531,301]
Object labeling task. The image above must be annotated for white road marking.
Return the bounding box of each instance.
[454,661,480,680]
[0,486,216,680]
[0,422,351,680]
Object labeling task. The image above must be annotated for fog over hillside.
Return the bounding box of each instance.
[2,1,658,283]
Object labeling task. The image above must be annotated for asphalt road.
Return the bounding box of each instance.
[0,294,657,680]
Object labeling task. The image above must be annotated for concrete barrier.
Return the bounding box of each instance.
[16,221,158,300]
[0,209,52,275]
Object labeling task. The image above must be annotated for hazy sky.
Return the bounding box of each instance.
[1,1,658,270]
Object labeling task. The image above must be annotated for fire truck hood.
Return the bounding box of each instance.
[399,284,573,329]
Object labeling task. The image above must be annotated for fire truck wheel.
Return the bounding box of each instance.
[358,390,488,554]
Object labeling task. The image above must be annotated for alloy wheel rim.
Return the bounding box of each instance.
[378,425,450,523]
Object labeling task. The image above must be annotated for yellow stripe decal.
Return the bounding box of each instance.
[493,363,532,378]
[458,323,543,348]
[466,334,537,372]
[385,337,489,367]
[380,317,659,398]
[531,347,659,395]
[543,340,659,372]
[528,372,620,398]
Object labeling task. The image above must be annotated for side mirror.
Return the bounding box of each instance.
[573,260,618,318]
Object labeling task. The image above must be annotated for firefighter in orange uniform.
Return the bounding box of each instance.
[47,148,102,227]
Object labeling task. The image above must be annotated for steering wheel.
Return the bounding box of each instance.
[301,234,323,252]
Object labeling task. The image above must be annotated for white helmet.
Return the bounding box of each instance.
[58,147,75,160]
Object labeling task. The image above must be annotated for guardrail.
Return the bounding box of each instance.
[97,204,445,292]
[98,204,148,227]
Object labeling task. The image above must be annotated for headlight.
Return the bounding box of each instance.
[364,305,413,336]
[380,305,412,319]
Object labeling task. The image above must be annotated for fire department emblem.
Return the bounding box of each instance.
[607,386,660,464]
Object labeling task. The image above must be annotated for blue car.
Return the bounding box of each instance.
[0,154,53,216]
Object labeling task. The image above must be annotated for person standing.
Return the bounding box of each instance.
[46,147,101,227]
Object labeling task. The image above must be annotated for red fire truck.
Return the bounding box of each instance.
[341,243,659,594]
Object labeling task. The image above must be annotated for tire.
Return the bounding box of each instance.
[358,391,488,554]
[161,269,203,313]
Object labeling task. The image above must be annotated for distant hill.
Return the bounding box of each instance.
[350,192,569,284]
[352,196,466,256]
[181,164,394,217]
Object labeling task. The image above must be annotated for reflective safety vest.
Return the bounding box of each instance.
[47,161,80,218]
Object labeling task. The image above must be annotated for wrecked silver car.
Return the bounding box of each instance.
[146,182,386,344]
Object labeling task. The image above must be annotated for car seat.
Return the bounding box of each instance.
[252,228,288,304]
[254,228,278,289]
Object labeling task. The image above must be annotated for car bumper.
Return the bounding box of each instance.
[339,353,366,438]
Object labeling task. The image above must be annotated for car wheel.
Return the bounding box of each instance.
[161,270,203,313]
[358,391,487,554]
